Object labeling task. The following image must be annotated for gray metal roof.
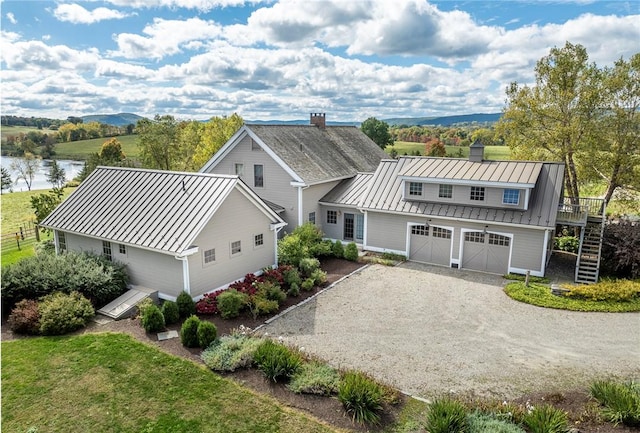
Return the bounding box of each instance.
[359,157,565,228]
[244,125,387,184]
[40,167,283,255]
[319,173,373,207]
[398,156,543,187]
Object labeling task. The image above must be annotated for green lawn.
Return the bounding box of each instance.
[388,141,512,160]
[54,134,140,160]
[1,333,338,433]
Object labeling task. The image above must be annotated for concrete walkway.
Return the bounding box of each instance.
[261,262,640,399]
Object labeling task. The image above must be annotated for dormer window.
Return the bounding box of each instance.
[438,184,453,199]
[409,182,422,196]
[470,186,485,201]
[503,189,520,205]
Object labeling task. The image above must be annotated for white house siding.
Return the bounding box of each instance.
[204,135,298,228]
[187,188,277,298]
[63,232,183,294]
[365,211,548,276]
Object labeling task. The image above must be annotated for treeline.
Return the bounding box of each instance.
[390,125,504,147]
[1,115,66,130]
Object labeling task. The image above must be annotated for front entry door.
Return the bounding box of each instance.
[344,213,354,241]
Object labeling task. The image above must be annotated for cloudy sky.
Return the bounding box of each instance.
[1,0,638,122]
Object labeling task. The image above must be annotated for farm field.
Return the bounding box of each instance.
[0,125,50,140]
[54,134,139,160]
[388,141,512,160]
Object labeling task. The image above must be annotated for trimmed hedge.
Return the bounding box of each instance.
[1,251,128,310]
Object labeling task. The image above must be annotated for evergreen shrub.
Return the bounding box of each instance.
[176,291,196,318]
[38,291,95,336]
[160,301,180,325]
[180,315,201,348]
[141,304,165,333]
[197,320,218,349]
[344,242,359,261]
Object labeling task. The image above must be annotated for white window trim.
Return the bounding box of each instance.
[438,184,453,199]
[502,189,520,206]
[203,248,216,266]
[254,233,264,249]
[230,240,242,257]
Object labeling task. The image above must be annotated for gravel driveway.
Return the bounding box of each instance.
[261,262,640,399]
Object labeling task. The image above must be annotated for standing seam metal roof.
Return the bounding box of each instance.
[40,167,281,254]
[349,157,565,228]
[398,156,543,185]
[246,125,388,184]
[319,173,373,206]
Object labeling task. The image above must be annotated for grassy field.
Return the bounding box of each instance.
[54,134,140,160]
[1,125,50,140]
[1,333,337,433]
[1,188,76,233]
[388,141,512,160]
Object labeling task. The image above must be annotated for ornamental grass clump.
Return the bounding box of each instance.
[522,404,568,433]
[425,397,468,433]
[201,333,264,371]
[590,380,640,427]
[253,339,302,383]
[338,370,384,425]
[288,361,340,396]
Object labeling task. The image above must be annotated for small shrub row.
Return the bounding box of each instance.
[278,222,360,265]
[194,264,327,321]
[137,299,181,333]
[7,292,94,336]
[425,397,566,433]
[561,279,640,302]
[180,315,217,349]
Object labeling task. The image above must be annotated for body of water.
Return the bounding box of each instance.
[1,156,84,192]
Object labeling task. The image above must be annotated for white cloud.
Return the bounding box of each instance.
[6,12,17,24]
[105,0,264,11]
[110,17,222,59]
[53,4,131,24]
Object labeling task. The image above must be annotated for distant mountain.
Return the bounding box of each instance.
[383,113,502,127]
[81,113,145,126]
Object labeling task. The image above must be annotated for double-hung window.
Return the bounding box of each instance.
[231,240,242,256]
[204,248,216,264]
[58,231,67,253]
[102,241,112,261]
[254,164,264,187]
[439,184,453,199]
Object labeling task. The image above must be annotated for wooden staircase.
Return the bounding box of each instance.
[575,216,605,284]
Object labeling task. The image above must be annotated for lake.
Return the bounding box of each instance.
[1,156,84,192]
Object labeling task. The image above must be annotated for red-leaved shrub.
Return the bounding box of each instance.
[8,299,41,335]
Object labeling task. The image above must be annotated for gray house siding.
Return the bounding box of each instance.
[188,189,278,298]
[302,181,341,228]
[404,182,527,211]
[365,211,548,275]
[319,204,365,242]
[204,135,298,228]
[62,232,183,295]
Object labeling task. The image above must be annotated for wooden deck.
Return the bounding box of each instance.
[556,197,605,226]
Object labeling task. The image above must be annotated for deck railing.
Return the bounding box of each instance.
[556,197,605,226]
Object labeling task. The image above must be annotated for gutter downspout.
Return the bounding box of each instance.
[175,247,199,296]
[271,222,288,267]
[290,181,307,227]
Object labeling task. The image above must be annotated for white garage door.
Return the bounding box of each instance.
[409,225,452,266]
[462,232,510,274]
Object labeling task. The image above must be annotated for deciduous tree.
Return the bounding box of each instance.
[10,152,41,191]
[361,117,393,149]
[497,42,601,200]
[193,113,244,168]
[137,115,180,170]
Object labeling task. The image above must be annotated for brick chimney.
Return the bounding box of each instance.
[310,113,326,128]
[469,139,484,162]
